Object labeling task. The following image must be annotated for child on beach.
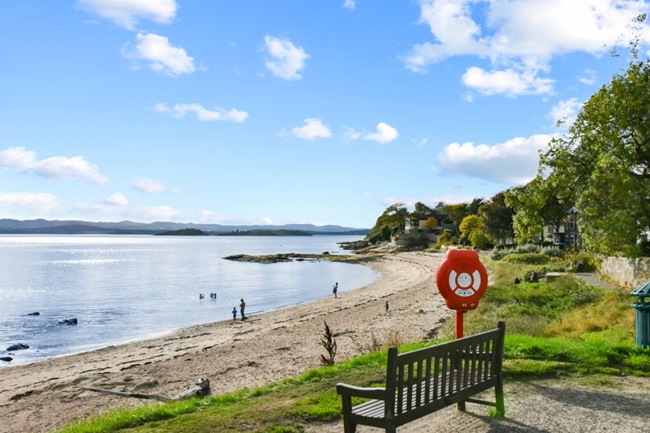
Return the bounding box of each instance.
[232,307,237,321]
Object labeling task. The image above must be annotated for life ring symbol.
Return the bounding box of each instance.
[448,269,481,297]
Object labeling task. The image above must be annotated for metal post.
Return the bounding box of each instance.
[456,310,464,339]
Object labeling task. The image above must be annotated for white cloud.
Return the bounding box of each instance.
[123,33,195,77]
[343,127,362,142]
[548,98,582,128]
[343,0,356,10]
[578,69,597,85]
[133,177,166,193]
[155,103,248,122]
[291,118,332,140]
[437,134,553,184]
[264,35,310,80]
[404,0,650,96]
[0,147,108,184]
[103,192,129,206]
[77,0,177,30]
[364,122,399,144]
[461,66,554,96]
[0,192,60,214]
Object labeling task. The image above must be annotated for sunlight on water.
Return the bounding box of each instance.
[0,235,376,366]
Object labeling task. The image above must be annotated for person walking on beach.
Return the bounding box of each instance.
[333,282,338,298]
[239,298,246,321]
[232,307,237,321]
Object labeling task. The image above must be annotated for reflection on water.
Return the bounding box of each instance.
[0,235,376,366]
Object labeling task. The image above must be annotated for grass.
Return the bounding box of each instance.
[55,256,650,433]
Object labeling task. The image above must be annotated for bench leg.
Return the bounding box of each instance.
[457,400,466,411]
[342,419,357,433]
[495,377,505,417]
[340,396,356,433]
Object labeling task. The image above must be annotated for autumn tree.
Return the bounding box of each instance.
[423,217,439,230]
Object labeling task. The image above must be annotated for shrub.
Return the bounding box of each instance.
[503,253,550,265]
[564,251,601,272]
[406,234,429,250]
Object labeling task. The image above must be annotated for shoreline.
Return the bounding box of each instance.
[0,252,449,433]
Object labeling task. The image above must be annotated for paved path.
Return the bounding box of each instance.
[308,376,650,433]
[576,272,620,291]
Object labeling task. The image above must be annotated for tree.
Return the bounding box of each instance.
[366,203,409,244]
[539,39,650,256]
[442,199,484,233]
[459,215,491,249]
[504,178,574,245]
[478,191,515,245]
[423,217,439,230]
[411,202,436,220]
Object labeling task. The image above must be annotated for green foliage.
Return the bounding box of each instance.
[490,244,564,261]
[459,214,481,239]
[502,253,550,265]
[406,234,429,250]
[469,230,492,250]
[366,203,408,244]
[538,43,650,257]
[435,229,457,248]
[504,179,574,245]
[564,251,601,272]
[478,191,515,245]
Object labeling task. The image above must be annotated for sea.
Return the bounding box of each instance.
[0,234,377,367]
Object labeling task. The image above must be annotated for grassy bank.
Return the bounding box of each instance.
[56,255,649,433]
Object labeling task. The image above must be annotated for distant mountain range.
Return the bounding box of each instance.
[0,219,370,236]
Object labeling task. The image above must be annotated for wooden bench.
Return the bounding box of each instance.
[336,321,506,433]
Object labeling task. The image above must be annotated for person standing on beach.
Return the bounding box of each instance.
[385,301,389,314]
[232,307,237,321]
[333,282,338,298]
[240,298,246,321]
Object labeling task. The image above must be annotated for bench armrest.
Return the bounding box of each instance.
[336,383,386,400]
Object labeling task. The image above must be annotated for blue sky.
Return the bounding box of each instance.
[1,1,649,228]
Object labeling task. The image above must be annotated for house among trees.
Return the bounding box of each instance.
[542,207,581,250]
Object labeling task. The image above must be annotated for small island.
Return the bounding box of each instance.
[156,228,207,236]
[223,253,378,264]
[219,230,311,236]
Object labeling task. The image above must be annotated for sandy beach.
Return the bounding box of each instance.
[3,251,650,433]
[0,252,452,432]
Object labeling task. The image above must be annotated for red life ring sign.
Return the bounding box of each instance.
[436,249,487,311]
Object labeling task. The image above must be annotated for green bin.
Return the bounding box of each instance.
[630,280,650,348]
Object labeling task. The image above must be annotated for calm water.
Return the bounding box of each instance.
[0,235,377,366]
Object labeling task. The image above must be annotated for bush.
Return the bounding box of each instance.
[503,253,550,265]
[564,252,600,272]
[406,234,429,250]
[490,244,566,261]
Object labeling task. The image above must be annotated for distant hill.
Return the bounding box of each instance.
[0,219,370,236]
